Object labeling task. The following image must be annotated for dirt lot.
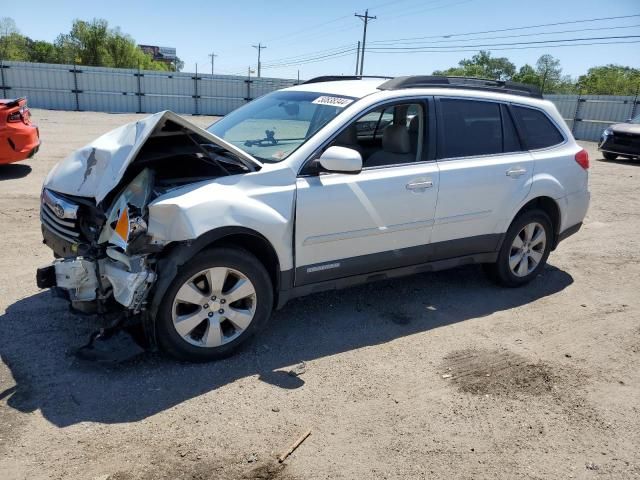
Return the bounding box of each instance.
[0,109,639,480]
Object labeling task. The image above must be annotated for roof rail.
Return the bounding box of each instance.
[302,75,393,85]
[378,76,542,99]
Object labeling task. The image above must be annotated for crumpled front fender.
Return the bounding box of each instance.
[146,170,296,271]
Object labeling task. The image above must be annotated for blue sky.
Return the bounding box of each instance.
[4,0,640,79]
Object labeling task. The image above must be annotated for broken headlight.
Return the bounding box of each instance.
[99,169,153,249]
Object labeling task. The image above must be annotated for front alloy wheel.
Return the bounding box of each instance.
[157,248,273,361]
[172,267,257,348]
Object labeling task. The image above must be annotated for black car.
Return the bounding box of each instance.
[599,113,640,160]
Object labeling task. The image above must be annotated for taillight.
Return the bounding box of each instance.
[21,107,30,121]
[7,111,21,122]
[575,149,589,170]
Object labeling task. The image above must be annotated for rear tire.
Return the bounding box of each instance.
[603,152,617,160]
[484,209,553,287]
[156,247,273,362]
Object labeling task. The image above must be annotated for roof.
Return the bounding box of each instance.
[283,79,387,98]
[283,76,543,102]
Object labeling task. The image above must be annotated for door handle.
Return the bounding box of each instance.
[406,179,434,191]
[506,167,527,178]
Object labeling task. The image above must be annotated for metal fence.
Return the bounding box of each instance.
[0,60,298,116]
[545,93,639,141]
[2,61,639,141]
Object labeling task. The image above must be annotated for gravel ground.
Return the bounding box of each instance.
[0,109,639,480]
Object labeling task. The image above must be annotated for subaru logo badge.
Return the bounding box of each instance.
[53,203,65,219]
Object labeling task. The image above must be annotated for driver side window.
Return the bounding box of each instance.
[331,102,425,168]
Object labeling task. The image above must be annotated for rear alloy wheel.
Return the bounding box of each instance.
[484,209,552,287]
[157,248,273,361]
[508,222,547,278]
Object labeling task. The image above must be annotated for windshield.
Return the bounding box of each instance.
[631,114,640,124]
[207,91,355,162]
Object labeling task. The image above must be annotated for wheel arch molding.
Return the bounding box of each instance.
[145,226,285,348]
[510,196,561,248]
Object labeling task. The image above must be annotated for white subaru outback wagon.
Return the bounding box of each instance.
[37,76,590,361]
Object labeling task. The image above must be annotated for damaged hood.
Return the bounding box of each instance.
[43,110,262,203]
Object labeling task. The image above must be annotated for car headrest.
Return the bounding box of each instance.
[335,124,358,146]
[383,125,411,154]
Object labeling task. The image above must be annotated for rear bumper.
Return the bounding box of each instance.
[556,222,582,246]
[554,190,589,249]
[0,124,40,164]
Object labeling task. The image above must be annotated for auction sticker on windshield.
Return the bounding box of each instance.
[312,96,354,108]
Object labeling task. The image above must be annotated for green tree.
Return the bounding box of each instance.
[434,50,516,80]
[106,28,155,69]
[69,19,110,66]
[27,40,58,63]
[577,65,640,95]
[0,17,30,60]
[173,57,185,72]
[536,54,562,93]
[512,64,540,86]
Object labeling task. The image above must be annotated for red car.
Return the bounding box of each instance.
[0,97,40,165]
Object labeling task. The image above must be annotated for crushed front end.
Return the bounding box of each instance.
[37,170,157,321]
[35,110,260,340]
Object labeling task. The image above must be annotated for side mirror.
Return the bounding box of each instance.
[317,146,362,174]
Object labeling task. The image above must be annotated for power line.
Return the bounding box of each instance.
[367,39,640,54]
[258,43,354,65]
[255,13,640,73]
[370,23,640,46]
[368,13,640,44]
[262,48,355,68]
[355,9,377,75]
[381,0,473,22]
[367,34,640,51]
[261,47,357,69]
[263,15,354,44]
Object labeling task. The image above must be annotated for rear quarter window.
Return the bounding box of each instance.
[512,106,564,150]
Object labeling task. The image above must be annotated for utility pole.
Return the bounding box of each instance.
[208,52,218,76]
[252,43,267,78]
[355,9,376,75]
[355,41,361,76]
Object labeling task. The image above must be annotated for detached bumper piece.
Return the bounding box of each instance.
[36,265,56,289]
[36,253,155,314]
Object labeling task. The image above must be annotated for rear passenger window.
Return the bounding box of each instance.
[512,106,564,149]
[439,99,503,158]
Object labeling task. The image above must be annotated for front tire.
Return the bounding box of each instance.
[603,152,617,161]
[484,209,553,287]
[156,247,273,362]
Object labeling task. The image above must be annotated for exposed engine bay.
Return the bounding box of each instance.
[36,111,260,328]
